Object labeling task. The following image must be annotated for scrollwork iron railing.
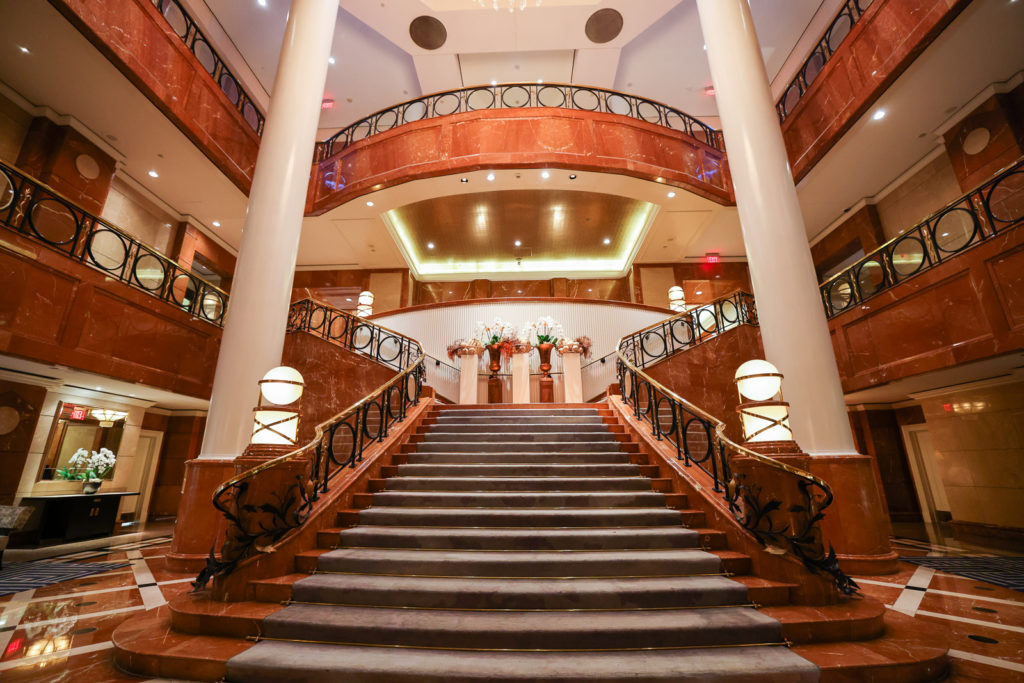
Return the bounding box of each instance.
[820,157,1024,318]
[148,0,265,136]
[0,160,228,326]
[194,301,425,589]
[776,0,874,122]
[315,82,722,161]
[616,304,858,595]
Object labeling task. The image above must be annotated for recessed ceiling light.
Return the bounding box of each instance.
[872,109,886,120]
[514,239,521,247]
[366,201,374,207]
[541,170,550,179]
[490,80,497,86]
[667,191,676,198]
[212,220,221,227]
[18,46,30,54]
[257,0,267,6]
[695,290,703,295]
[486,173,495,181]
[702,44,707,51]
[587,288,592,292]
[427,242,435,249]
[94,386,102,390]
[448,291,453,294]
[602,237,610,245]
[328,56,336,65]
[148,170,159,178]
[346,298,352,302]
[129,394,136,397]
[460,177,469,183]
[537,79,543,84]
[517,290,522,294]
[569,174,577,180]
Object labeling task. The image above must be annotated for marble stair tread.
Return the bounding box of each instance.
[356,506,682,527]
[413,442,627,452]
[418,433,621,442]
[394,463,640,477]
[437,411,601,419]
[290,573,751,609]
[760,599,887,644]
[260,603,786,649]
[335,525,699,550]
[227,641,819,683]
[316,546,719,577]
[383,476,653,491]
[404,452,635,464]
[366,491,667,507]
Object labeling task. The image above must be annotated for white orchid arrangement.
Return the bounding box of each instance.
[57,447,117,481]
[476,317,518,346]
[531,316,565,345]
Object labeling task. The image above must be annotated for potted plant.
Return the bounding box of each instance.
[56,447,117,494]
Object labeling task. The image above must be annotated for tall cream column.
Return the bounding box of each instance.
[696,0,856,456]
[200,0,338,459]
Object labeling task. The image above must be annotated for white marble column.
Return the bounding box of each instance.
[511,352,531,404]
[696,0,857,456]
[199,0,338,459]
[561,352,583,403]
[458,352,481,404]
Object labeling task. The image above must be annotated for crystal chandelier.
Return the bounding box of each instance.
[476,0,542,11]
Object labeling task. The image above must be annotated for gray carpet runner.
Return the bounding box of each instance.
[228,406,819,682]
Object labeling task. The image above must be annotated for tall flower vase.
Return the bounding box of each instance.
[486,344,503,404]
[536,342,555,403]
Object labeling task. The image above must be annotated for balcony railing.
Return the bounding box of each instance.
[821,158,1024,318]
[315,82,722,161]
[0,160,228,326]
[149,0,265,136]
[776,0,875,122]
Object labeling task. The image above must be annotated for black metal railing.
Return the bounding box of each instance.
[616,333,857,595]
[315,82,722,161]
[149,0,265,136]
[194,300,425,589]
[776,0,875,122]
[619,291,758,370]
[0,159,228,326]
[821,157,1024,318]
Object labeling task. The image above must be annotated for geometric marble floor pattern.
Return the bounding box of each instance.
[0,535,1022,681]
[899,556,1024,591]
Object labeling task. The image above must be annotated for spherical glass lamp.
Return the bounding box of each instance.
[734,359,792,443]
[358,291,374,306]
[734,359,783,402]
[259,366,305,406]
[668,285,685,312]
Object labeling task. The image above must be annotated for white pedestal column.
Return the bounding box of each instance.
[696,0,857,456]
[511,352,531,404]
[458,352,481,404]
[199,0,338,459]
[561,352,583,403]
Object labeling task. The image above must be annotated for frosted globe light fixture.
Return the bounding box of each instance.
[259,366,305,406]
[734,360,792,443]
[357,290,374,317]
[252,366,305,446]
[668,285,685,312]
[358,291,374,306]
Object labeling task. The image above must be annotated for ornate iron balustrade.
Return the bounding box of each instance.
[616,333,858,595]
[288,298,423,372]
[315,82,722,161]
[820,157,1024,318]
[149,0,265,136]
[776,0,874,122]
[195,300,425,588]
[619,291,758,370]
[0,159,228,326]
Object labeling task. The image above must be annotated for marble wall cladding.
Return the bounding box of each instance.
[812,205,886,280]
[781,0,971,182]
[0,380,47,505]
[308,108,732,216]
[829,224,1024,393]
[101,177,178,256]
[944,86,1024,193]
[0,93,32,165]
[0,228,221,398]
[875,154,963,240]
[410,276,633,305]
[293,269,409,310]
[49,0,259,194]
[848,408,923,523]
[147,414,205,519]
[635,262,751,307]
[920,379,1024,530]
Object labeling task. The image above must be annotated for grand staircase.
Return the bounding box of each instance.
[226,405,819,682]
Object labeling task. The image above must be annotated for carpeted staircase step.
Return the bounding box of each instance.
[260,603,786,650]
[314,547,719,577]
[404,452,634,464]
[437,410,601,419]
[393,463,640,477]
[357,506,683,527]
[228,641,818,683]
[335,525,697,550]
[417,432,622,443]
[289,573,751,610]
[383,476,653,491]
[409,441,629,453]
[425,423,615,432]
[365,491,669,508]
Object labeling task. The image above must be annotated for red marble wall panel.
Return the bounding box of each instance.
[171,224,237,292]
[16,118,117,215]
[148,414,205,519]
[944,87,1024,192]
[489,280,552,298]
[410,276,633,306]
[0,380,47,505]
[848,408,922,524]
[49,0,259,194]
[308,108,732,215]
[782,0,970,182]
[566,277,632,301]
[829,223,1024,392]
[811,205,886,280]
[0,227,220,398]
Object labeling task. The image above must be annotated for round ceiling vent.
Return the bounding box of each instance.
[410,16,446,51]
[585,8,623,44]
[961,127,991,156]
[75,153,101,180]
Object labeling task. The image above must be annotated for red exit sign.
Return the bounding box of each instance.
[69,406,87,421]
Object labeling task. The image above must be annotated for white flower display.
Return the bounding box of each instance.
[58,447,118,481]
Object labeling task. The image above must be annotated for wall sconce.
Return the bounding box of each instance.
[356,290,374,317]
[251,366,305,446]
[668,285,685,312]
[734,359,793,443]
[91,409,128,428]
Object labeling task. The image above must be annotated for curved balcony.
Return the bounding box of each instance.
[308,83,731,215]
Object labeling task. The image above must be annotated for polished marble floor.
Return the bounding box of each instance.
[0,534,1021,681]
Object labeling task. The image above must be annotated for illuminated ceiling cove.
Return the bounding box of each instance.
[383,189,657,280]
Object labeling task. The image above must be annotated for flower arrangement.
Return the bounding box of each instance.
[524,316,564,346]
[558,335,593,359]
[57,447,117,481]
[475,318,518,346]
[446,337,483,361]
